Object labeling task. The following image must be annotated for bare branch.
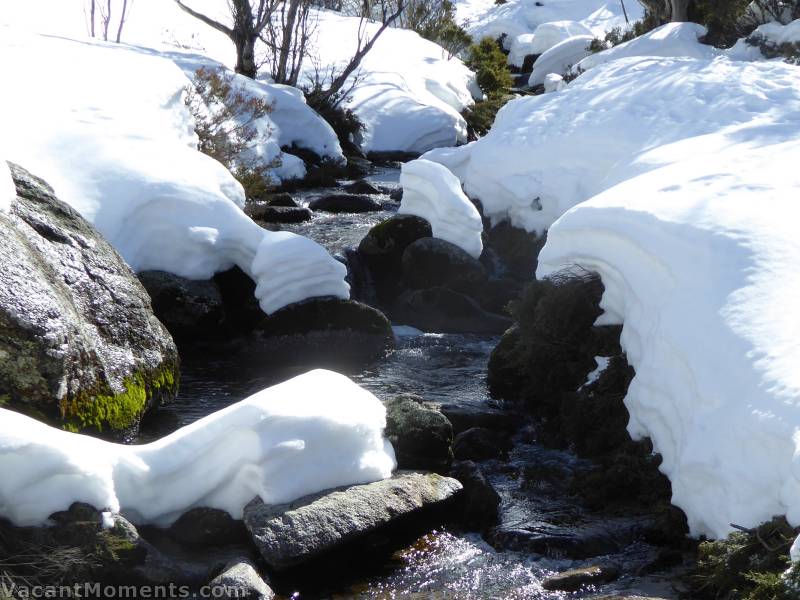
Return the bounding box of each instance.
[173,0,234,36]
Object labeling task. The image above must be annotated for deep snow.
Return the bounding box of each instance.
[0,161,12,214]
[0,370,396,527]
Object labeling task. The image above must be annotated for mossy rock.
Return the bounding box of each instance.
[0,163,178,440]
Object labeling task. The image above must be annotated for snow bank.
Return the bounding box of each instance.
[0,161,13,214]
[0,29,348,313]
[509,22,594,69]
[529,34,595,86]
[751,18,800,45]
[0,370,396,527]
[399,159,483,258]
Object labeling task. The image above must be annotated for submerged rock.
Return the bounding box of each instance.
[308,193,382,213]
[384,395,454,473]
[243,472,462,571]
[0,163,178,439]
[453,427,511,461]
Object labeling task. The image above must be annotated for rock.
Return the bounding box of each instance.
[308,193,382,213]
[389,187,403,202]
[0,163,178,439]
[343,179,382,195]
[484,221,546,280]
[213,267,265,334]
[541,564,620,592]
[138,271,225,341]
[344,155,372,178]
[208,560,275,600]
[401,238,487,291]
[453,427,511,461]
[439,404,518,435]
[252,298,395,367]
[265,192,297,207]
[245,203,312,223]
[243,471,462,571]
[472,277,524,315]
[167,508,247,547]
[487,326,527,400]
[450,461,501,529]
[393,287,512,334]
[384,395,454,472]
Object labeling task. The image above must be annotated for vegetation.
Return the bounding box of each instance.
[304,84,365,154]
[399,0,472,58]
[461,37,515,138]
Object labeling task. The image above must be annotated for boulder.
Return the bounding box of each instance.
[541,564,620,592]
[450,461,501,529]
[243,472,462,571]
[487,326,527,400]
[264,192,297,207]
[401,238,487,291]
[389,187,403,202]
[453,427,512,461]
[0,163,178,439]
[166,507,247,547]
[484,221,546,280]
[308,193,382,213]
[342,179,382,195]
[138,271,225,341]
[344,155,372,178]
[207,560,275,600]
[251,298,395,367]
[439,404,518,435]
[358,215,432,274]
[245,203,312,223]
[384,395,454,472]
[393,287,512,334]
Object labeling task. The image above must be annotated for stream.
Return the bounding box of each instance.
[138,168,679,599]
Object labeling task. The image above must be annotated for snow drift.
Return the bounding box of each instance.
[0,29,348,314]
[529,34,595,86]
[0,370,396,527]
[405,33,800,538]
[0,161,12,214]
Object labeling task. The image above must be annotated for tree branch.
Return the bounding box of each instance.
[173,0,233,36]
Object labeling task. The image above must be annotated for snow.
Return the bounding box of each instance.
[410,44,800,538]
[0,370,396,527]
[0,29,348,314]
[509,22,595,69]
[0,160,13,214]
[529,34,595,86]
[749,18,800,45]
[792,535,800,562]
[399,159,484,258]
[580,356,610,390]
[544,73,567,92]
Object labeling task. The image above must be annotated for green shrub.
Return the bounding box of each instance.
[462,94,510,139]
[184,67,279,198]
[465,37,514,97]
[401,0,472,58]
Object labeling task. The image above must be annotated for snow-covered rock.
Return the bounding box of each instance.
[399,159,483,258]
[529,34,595,86]
[544,73,567,92]
[528,20,594,58]
[750,17,800,45]
[0,369,396,527]
[0,29,348,314]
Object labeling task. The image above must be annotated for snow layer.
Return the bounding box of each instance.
[0,370,396,527]
[529,34,595,86]
[0,161,13,214]
[0,29,348,313]
[399,159,484,258]
[509,21,593,69]
[751,18,800,44]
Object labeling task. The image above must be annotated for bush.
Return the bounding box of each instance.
[465,37,514,97]
[603,13,662,47]
[304,85,364,156]
[184,67,279,199]
[462,94,510,139]
[401,0,472,58]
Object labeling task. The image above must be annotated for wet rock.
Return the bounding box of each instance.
[439,404,518,435]
[384,395,454,473]
[484,222,544,280]
[343,179,382,195]
[264,192,297,207]
[358,215,432,274]
[243,471,462,571]
[389,187,403,202]
[251,298,395,366]
[487,326,527,400]
[450,461,501,529]
[345,155,372,178]
[542,564,620,592]
[308,193,382,213]
[167,508,247,547]
[138,271,225,341]
[473,277,524,315]
[401,238,488,291]
[208,560,274,600]
[245,203,312,223]
[393,287,512,334]
[0,163,178,439]
[453,427,511,461]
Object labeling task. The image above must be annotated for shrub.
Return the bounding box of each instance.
[304,85,364,155]
[465,37,514,97]
[603,13,662,47]
[184,67,280,198]
[462,94,510,139]
[401,0,473,58]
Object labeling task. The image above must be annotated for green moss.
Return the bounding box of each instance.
[0,393,8,407]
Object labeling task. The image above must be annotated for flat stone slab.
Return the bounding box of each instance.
[243,471,462,570]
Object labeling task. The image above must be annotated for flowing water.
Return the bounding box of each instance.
[139,168,679,599]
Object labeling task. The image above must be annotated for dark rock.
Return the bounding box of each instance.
[401,237,488,291]
[357,215,432,286]
[308,194,382,213]
[366,150,421,165]
[138,271,225,341]
[167,508,247,547]
[389,187,403,202]
[487,326,526,400]
[344,155,373,178]
[473,277,524,314]
[450,461,501,529]
[520,53,539,73]
[343,179,382,195]
[453,427,511,461]
[265,192,297,207]
[484,222,546,280]
[246,204,312,223]
[393,287,512,334]
[0,163,178,439]
[243,471,462,571]
[439,404,518,435]
[384,395,454,473]
[213,267,265,334]
[251,298,395,366]
[208,560,275,600]
[542,564,620,592]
